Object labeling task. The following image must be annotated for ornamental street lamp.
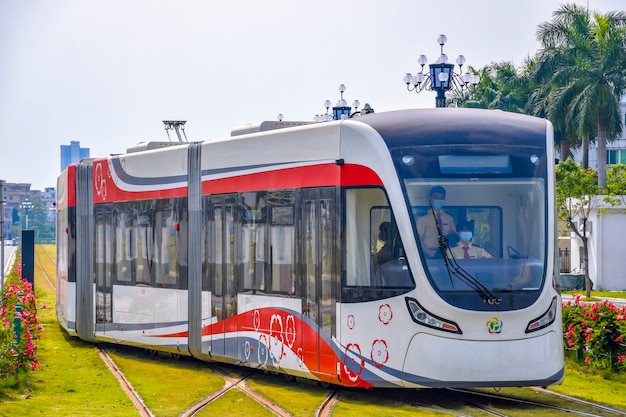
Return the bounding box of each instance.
[22,199,33,230]
[403,34,479,108]
[314,84,374,122]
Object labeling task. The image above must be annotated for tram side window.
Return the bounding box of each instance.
[94,204,113,289]
[344,188,414,302]
[217,190,295,297]
[113,205,128,283]
[268,190,296,294]
[94,204,113,324]
[134,201,152,285]
[113,198,183,289]
[202,195,213,292]
[153,199,177,287]
[175,198,189,289]
[240,191,267,293]
[57,206,77,283]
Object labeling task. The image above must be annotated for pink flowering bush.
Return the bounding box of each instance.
[0,259,44,382]
[563,294,626,370]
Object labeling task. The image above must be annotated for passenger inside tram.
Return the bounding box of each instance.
[371,220,409,288]
[371,221,396,271]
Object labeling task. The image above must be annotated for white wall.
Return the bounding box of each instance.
[570,201,626,290]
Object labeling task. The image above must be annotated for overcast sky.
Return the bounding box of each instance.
[1,0,623,191]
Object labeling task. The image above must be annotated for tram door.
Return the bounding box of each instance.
[208,195,237,357]
[301,188,337,375]
[94,205,113,329]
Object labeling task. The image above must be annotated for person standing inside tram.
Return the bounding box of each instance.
[448,220,492,259]
[417,185,457,258]
[372,221,396,270]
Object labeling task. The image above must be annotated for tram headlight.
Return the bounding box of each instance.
[405,298,462,334]
[525,296,557,333]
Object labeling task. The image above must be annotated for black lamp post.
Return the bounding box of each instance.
[315,84,374,122]
[403,34,479,107]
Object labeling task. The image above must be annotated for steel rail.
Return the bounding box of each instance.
[98,346,155,417]
[315,390,340,417]
[34,246,56,290]
[451,387,624,417]
[533,387,626,416]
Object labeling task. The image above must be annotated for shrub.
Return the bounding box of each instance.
[563,294,626,370]
[0,257,44,382]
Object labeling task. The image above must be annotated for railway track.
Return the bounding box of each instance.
[35,246,154,416]
[38,244,56,266]
[98,346,154,417]
[446,388,626,417]
[532,387,626,416]
[34,245,311,416]
[33,244,626,416]
[315,390,340,417]
[181,366,293,417]
[34,245,56,290]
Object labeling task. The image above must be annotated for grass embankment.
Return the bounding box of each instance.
[1,245,329,417]
[554,354,626,409]
[0,245,137,416]
[562,289,626,299]
[1,245,625,416]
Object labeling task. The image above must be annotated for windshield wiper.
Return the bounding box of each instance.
[429,201,501,305]
[443,250,501,305]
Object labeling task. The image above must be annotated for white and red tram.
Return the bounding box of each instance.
[57,108,564,388]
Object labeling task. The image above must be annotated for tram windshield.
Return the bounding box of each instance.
[395,150,548,310]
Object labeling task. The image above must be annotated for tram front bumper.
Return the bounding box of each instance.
[403,331,564,388]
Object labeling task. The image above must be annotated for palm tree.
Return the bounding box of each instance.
[534,3,626,188]
[458,62,529,112]
[527,71,588,163]
[523,56,577,161]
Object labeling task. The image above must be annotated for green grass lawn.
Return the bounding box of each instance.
[2,245,625,416]
[0,245,138,416]
[562,289,626,299]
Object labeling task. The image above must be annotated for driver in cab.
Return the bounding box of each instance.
[417,185,457,258]
[448,220,492,259]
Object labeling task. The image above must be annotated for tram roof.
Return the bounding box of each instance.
[356,108,549,148]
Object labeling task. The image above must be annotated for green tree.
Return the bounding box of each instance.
[606,164,626,205]
[555,159,601,298]
[458,61,529,112]
[521,55,584,162]
[535,3,626,188]
[9,195,56,244]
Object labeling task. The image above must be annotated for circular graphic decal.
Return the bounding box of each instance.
[371,339,389,368]
[378,304,393,325]
[343,343,364,382]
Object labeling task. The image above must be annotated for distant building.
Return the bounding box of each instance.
[1,182,32,240]
[0,183,56,241]
[60,140,90,172]
[42,187,56,222]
